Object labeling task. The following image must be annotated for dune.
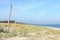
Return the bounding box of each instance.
[0,23,60,40]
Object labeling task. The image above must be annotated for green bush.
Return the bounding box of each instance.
[0,28,4,32]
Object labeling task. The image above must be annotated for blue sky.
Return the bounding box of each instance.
[0,0,60,24]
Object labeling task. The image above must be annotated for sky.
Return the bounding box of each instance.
[0,0,60,24]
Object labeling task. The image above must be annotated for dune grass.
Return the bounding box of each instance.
[0,23,60,38]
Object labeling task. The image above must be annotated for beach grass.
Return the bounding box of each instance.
[0,23,60,38]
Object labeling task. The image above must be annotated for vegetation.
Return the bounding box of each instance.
[0,23,60,40]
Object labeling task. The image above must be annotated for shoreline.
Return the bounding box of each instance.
[49,27,60,30]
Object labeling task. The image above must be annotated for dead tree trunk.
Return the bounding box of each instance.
[8,0,12,32]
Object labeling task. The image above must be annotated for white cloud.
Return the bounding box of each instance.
[37,9,48,16]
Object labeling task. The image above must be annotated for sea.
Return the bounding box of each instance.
[36,24,60,28]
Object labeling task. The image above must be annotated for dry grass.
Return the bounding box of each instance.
[0,23,60,40]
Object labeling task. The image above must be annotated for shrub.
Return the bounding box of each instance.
[0,28,4,32]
